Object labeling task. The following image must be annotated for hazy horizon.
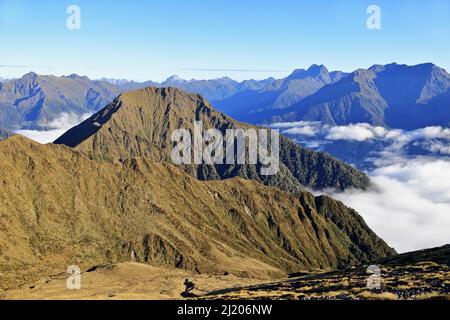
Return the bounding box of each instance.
[2,61,448,84]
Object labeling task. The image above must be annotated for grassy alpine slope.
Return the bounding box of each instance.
[0,135,393,291]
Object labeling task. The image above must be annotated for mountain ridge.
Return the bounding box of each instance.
[0,134,395,289]
[54,86,370,191]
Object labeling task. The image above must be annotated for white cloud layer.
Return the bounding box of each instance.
[325,123,383,141]
[272,121,450,156]
[272,121,450,253]
[328,158,450,253]
[15,113,90,144]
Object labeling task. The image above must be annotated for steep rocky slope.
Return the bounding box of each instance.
[54,87,370,191]
[0,135,394,289]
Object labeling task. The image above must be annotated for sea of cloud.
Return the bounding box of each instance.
[272,121,450,253]
[328,158,450,253]
[272,121,450,154]
[15,113,91,144]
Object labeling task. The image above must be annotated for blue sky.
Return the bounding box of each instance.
[0,0,449,81]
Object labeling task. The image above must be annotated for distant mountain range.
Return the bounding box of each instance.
[0,73,272,130]
[253,63,450,130]
[2,63,449,131]
[110,75,275,101]
[104,63,450,131]
[213,65,347,121]
[0,72,121,130]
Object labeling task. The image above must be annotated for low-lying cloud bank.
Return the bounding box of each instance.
[271,121,450,253]
[328,158,450,253]
[15,113,91,144]
[272,121,450,156]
